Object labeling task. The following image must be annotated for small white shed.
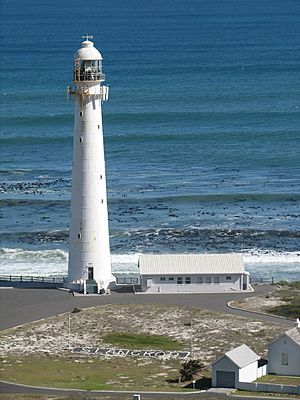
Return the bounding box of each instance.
[212,344,264,388]
[268,327,300,376]
[138,253,250,294]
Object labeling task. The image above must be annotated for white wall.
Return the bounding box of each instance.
[141,274,243,293]
[257,364,267,379]
[237,382,300,395]
[239,362,259,383]
[268,335,300,376]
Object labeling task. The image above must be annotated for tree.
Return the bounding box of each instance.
[179,359,204,382]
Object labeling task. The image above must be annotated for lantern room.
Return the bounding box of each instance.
[74,36,105,82]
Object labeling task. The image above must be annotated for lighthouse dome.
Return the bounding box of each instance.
[74,40,103,61]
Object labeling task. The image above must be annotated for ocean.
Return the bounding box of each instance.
[1,0,300,281]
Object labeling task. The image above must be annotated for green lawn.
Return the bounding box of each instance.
[102,332,183,350]
[257,375,300,385]
[0,355,188,391]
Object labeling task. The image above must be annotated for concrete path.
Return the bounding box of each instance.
[0,285,295,331]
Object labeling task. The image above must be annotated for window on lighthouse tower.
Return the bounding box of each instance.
[79,60,102,81]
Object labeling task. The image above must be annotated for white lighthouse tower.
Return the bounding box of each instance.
[67,35,113,293]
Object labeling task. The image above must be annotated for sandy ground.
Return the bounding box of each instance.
[0,303,287,364]
[230,286,291,314]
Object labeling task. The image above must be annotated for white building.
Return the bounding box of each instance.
[67,36,114,293]
[138,253,250,294]
[212,344,267,388]
[268,327,300,376]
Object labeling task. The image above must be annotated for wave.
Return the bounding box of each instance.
[0,247,299,279]
[0,178,71,196]
[242,249,300,264]
[1,226,299,249]
[104,110,300,125]
[0,248,68,276]
[0,248,140,276]
[0,199,70,207]
[118,193,300,204]
[1,114,72,128]
[1,135,72,145]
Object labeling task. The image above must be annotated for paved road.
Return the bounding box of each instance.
[0,285,295,331]
[0,381,266,399]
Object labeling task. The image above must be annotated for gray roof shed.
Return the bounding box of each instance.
[214,344,260,368]
[139,253,245,275]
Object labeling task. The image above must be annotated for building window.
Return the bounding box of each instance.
[197,276,203,284]
[77,233,81,239]
[214,276,220,284]
[185,277,191,284]
[169,277,174,281]
[206,276,211,284]
[281,352,288,366]
[160,277,166,281]
[177,277,182,285]
[100,175,103,180]
[80,111,83,116]
[101,199,104,204]
[226,276,232,280]
[98,125,100,129]
[79,136,83,143]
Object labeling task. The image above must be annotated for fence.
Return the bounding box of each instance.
[0,275,65,289]
[0,274,140,288]
[115,276,140,285]
[250,276,277,285]
[0,275,64,284]
[237,381,300,395]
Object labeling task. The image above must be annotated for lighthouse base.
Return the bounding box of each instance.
[64,276,116,295]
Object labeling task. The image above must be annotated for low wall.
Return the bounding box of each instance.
[237,381,300,395]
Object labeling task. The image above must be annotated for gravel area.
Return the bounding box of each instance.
[0,303,287,364]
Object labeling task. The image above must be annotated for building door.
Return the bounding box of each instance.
[88,267,94,280]
[216,371,235,388]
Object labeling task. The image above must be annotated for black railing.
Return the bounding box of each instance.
[74,71,105,82]
[0,275,65,284]
[115,276,140,285]
[250,276,277,284]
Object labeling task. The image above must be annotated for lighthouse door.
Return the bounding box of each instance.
[88,267,94,280]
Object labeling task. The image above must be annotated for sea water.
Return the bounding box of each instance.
[1,0,300,280]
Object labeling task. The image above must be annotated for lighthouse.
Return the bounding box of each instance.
[67,35,113,293]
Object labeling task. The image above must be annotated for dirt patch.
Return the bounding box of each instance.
[0,304,287,364]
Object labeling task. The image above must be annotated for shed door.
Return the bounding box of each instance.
[216,371,235,388]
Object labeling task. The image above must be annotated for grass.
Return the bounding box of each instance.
[267,281,300,318]
[257,375,300,385]
[102,332,183,350]
[0,355,189,391]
